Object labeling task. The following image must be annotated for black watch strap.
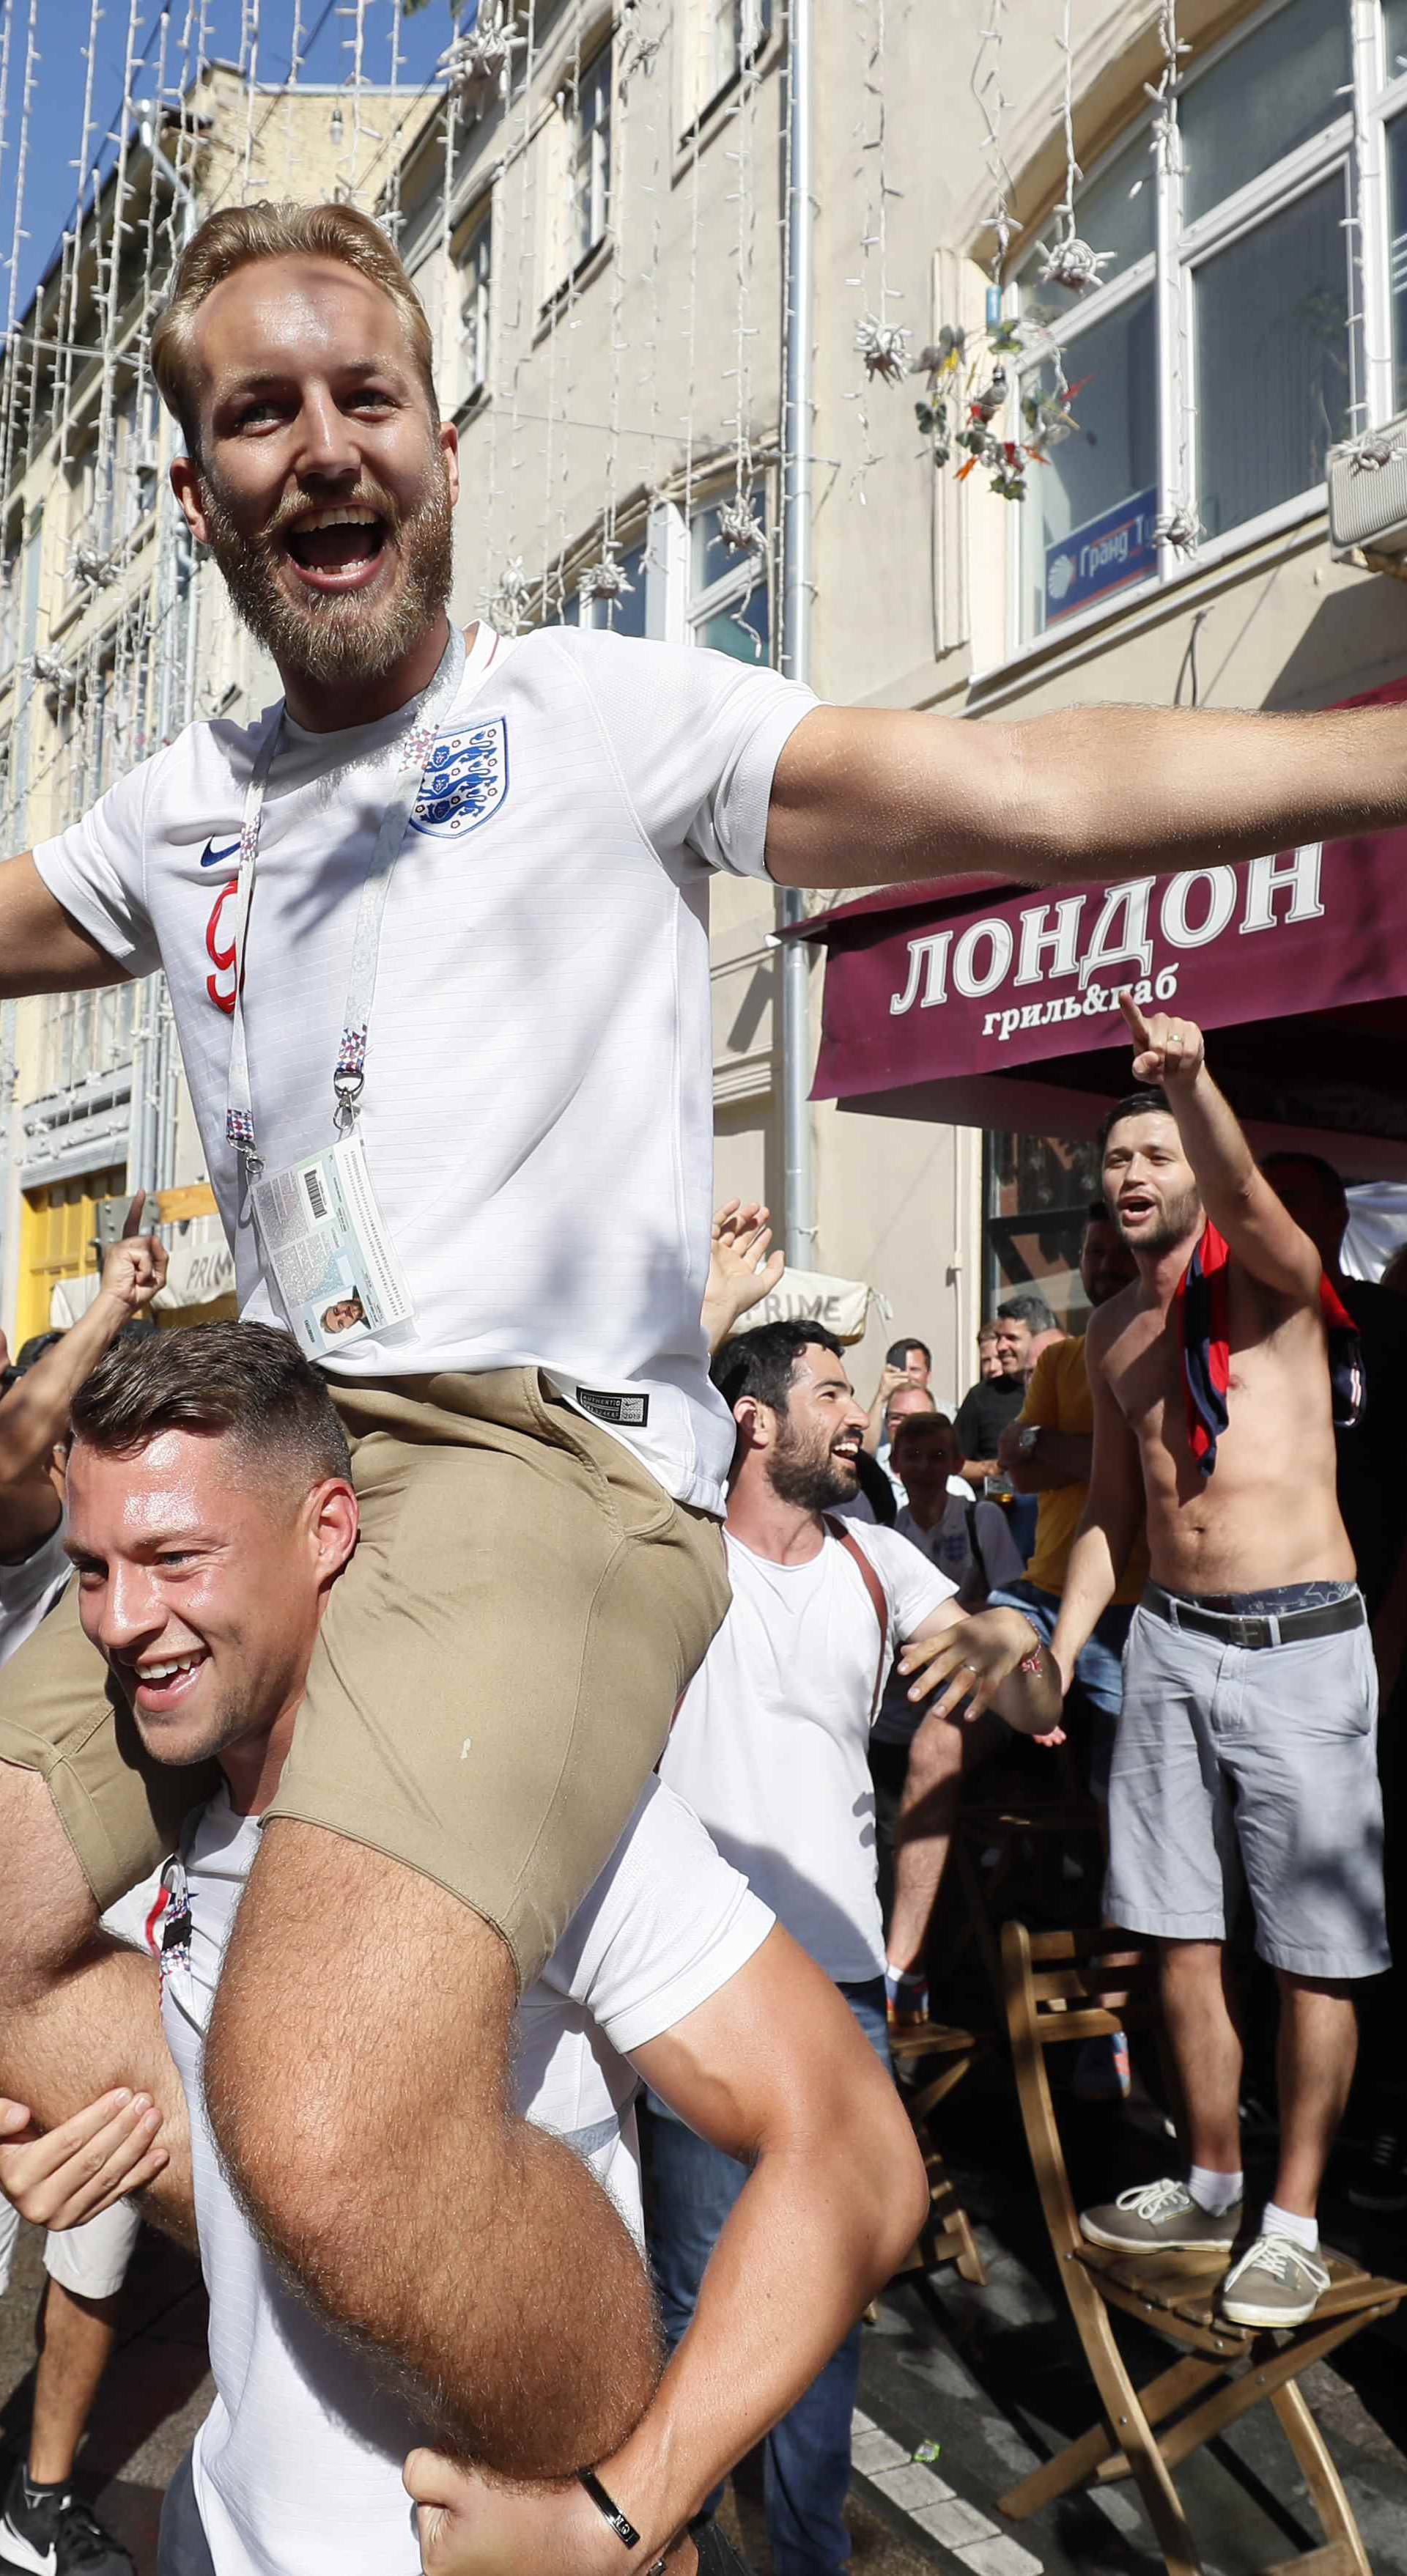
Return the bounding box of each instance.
[579,2468,642,2550]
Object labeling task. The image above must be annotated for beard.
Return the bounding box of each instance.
[1117,1181,1203,1260]
[197,458,454,693]
[768,1422,860,1511]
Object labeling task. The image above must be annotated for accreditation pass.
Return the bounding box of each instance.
[251,1135,415,1360]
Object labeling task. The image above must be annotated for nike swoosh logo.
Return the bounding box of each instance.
[199,838,240,868]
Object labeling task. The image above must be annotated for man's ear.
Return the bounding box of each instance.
[310,1478,359,1586]
[170,452,211,545]
[438,417,459,509]
[732,1394,772,1453]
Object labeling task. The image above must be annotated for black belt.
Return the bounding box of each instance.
[1142,1582,1364,1652]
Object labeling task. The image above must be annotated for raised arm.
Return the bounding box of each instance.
[1050,1321,1143,1684]
[766,698,1407,892]
[0,1196,168,1493]
[405,1927,926,2575]
[0,853,129,1000]
[1118,993,1321,1302]
[701,1201,785,1355]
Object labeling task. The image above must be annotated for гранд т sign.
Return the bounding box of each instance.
[1045,486,1158,626]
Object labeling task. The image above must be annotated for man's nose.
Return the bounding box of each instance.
[293,387,361,481]
[97,1562,166,1656]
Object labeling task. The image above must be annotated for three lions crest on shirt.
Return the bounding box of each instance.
[409,717,509,841]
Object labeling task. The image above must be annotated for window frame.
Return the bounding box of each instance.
[683,0,773,136]
[568,39,613,275]
[1008,0,1390,655]
[454,198,494,413]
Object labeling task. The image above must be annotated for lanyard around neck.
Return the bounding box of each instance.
[224,624,468,1174]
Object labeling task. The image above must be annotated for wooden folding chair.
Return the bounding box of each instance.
[887,2018,989,2286]
[999,1919,1405,2576]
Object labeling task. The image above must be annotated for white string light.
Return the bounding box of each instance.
[1146,0,1200,554]
[1038,0,1112,293]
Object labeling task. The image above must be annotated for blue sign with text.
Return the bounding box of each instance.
[1044,486,1158,626]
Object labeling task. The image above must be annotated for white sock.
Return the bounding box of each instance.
[1188,2163,1243,2215]
[1261,2198,1318,2253]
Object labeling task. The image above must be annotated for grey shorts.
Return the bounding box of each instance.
[1107,1593,1390,1980]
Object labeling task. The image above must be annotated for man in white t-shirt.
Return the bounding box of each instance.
[0,1320,926,2576]
[0,1205,168,2576]
[3,196,1403,2479]
[651,1322,1059,2575]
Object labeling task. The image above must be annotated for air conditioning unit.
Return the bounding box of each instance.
[1327,417,1407,561]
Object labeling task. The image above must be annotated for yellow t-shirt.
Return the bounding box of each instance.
[1022,1334,1149,1605]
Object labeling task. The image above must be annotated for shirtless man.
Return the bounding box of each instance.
[1052,993,1387,2330]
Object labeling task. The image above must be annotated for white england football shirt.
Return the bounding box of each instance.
[34,627,816,1513]
[160,1776,771,2576]
[659,1522,956,1982]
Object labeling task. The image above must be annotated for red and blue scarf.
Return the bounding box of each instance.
[1176,1219,1363,1477]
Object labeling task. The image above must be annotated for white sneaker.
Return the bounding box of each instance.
[1219,2232,1331,2328]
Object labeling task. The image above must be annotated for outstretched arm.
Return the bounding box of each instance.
[766,698,1407,891]
[405,1927,926,2575]
[0,853,128,1000]
[1050,1324,1142,1686]
[1118,993,1321,1302]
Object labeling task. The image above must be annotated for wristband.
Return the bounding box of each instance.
[578,2469,641,2550]
[1014,1615,1046,1675]
[577,2470,670,2575]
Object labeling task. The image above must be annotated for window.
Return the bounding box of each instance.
[690,0,771,125]
[457,210,492,405]
[569,45,613,272]
[1013,0,1370,644]
[688,489,771,662]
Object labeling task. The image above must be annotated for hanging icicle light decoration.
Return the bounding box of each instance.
[487,556,533,633]
[910,0,1081,501]
[1153,501,1204,554]
[438,1,524,109]
[577,553,635,606]
[716,493,768,558]
[1146,0,1200,555]
[1037,0,1113,295]
[1344,427,1404,473]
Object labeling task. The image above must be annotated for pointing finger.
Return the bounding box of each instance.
[122,1189,147,1239]
[1117,989,1151,1049]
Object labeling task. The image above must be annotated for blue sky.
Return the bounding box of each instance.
[1,0,459,327]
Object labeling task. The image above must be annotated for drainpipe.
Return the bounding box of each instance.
[778,0,817,1269]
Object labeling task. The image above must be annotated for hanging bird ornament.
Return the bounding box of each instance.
[716,495,768,558]
[1154,502,1203,556]
[855,316,912,385]
[578,553,635,605]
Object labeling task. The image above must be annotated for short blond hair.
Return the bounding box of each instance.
[151,199,439,453]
